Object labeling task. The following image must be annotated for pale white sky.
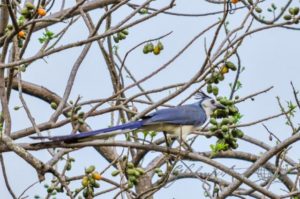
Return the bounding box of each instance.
[1,1,300,198]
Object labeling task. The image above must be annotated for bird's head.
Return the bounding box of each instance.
[195,92,225,116]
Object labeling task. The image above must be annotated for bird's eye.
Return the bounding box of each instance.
[210,100,215,104]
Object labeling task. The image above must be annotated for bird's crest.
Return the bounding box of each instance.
[195,91,211,101]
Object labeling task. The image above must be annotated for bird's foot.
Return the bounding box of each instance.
[177,138,194,152]
[183,143,194,152]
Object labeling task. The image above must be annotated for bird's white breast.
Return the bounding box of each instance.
[142,123,194,141]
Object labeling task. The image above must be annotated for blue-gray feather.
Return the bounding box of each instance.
[31,101,207,142]
[142,102,206,126]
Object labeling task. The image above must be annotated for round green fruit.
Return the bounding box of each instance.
[255,7,262,13]
[207,84,213,93]
[21,8,29,16]
[113,36,119,43]
[210,118,218,125]
[284,15,292,20]
[111,170,120,176]
[209,125,218,132]
[50,102,58,110]
[157,41,164,50]
[212,86,219,96]
[25,2,35,10]
[221,125,229,132]
[143,46,149,54]
[147,43,154,52]
[153,46,161,55]
[117,32,126,40]
[85,166,95,174]
[81,176,89,187]
[122,29,129,35]
[225,61,237,71]
[127,162,134,168]
[221,118,229,125]
[293,7,300,15]
[126,169,136,176]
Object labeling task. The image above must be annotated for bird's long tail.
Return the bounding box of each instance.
[30,121,143,142]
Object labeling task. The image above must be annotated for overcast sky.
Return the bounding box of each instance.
[1,0,300,198]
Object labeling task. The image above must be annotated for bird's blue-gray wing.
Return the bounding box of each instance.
[142,104,206,126]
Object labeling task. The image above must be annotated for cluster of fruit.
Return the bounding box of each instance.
[206,61,237,96]
[138,8,148,14]
[45,184,64,196]
[154,167,165,177]
[51,101,85,125]
[208,97,244,152]
[231,0,239,4]
[65,157,75,171]
[80,166,102,198]
[5,16,27,46]
[44,157,73,196]
[5,3,47,47]
[113,29,129,43]
[111,162,145,188]
[21,2,46,19]
[143,41,164,55]
[284,7,300,23]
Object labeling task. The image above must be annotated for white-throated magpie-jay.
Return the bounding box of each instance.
[31,92,225,142]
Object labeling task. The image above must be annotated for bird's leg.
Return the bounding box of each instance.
[163,131,171,148]
[185,142,193,152]
[163,132,178,164]
[178,129,193,152]
[179,138,194,152]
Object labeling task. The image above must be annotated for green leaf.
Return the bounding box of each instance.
[143,131,148,138]
[233,112,243,123]
[38,37,46,43]
[38,30,56,44]
[14,106,21,111]
[150,131,157,138]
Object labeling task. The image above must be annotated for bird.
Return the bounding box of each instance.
[30,92,225,143]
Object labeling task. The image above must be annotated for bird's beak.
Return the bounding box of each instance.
[216,103,226,109]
